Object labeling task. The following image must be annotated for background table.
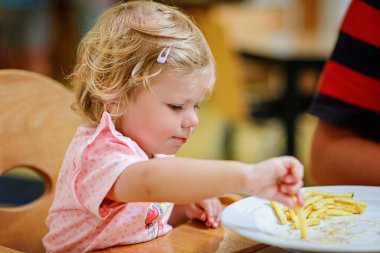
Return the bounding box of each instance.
[208,4,337,156]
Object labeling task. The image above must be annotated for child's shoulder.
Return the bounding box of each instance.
[71,114,147,159]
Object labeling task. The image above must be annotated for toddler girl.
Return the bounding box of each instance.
[43,1,304,252]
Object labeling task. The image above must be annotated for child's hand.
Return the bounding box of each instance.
[183,198,222,228]
[245,156,304,209]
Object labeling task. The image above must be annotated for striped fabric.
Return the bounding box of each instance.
[309,0,380,142]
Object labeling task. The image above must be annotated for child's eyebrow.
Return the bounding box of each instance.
[179,95,207,104]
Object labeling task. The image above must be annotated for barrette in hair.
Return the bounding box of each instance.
[157,47,171,64]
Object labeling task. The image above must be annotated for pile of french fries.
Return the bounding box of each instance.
[271,189,368,238]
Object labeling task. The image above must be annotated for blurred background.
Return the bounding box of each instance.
[0,0,350,205]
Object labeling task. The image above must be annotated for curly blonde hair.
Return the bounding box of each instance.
[70,0,215,125]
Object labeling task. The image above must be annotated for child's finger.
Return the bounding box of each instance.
[287,160,304,179]
[205,206,215,224]
[209,201,222,228]
[187,204,206,221]
[216,204,222,222]
[282,174,296,184]
[295,191,304,207]
[279,181,303,195]
[203,201,219,228]
[274,194,295,209]
[196,198,222,228]
[216,200,222,223]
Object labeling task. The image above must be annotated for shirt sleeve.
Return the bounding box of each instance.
[308,0,380,142]
[73,122,145,219]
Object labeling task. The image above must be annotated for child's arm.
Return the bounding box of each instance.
[106,156,303,208]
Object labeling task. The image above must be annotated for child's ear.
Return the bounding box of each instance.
[106,102,116,114]
[106,101,125,115]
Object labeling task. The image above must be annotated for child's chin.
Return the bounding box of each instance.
[166,148,180,155]
[165,150,178,155]
[155,149,177,156]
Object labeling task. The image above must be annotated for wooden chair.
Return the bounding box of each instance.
[196,8,248,124]
[0,69,83,253]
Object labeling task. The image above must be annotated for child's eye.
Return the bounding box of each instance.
[167,104,183,111]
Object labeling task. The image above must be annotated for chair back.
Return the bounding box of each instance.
[0,69,82,252]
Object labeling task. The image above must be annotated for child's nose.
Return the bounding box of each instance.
[182,110,199,129]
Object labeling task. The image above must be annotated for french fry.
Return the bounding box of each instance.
[285,209,291,220]
[294,196,307,239]
[293,217,320,229]
[306,217,320,227]
[288,209,297,223]
[303,190,313,199]
[312,198,335,210]
[308,206,328,218]
[304,195,323,208]
[355,205,365,214]
[270,189,367,239]
[271,201,287,225]
[304,205,313,218]
[334,197,367,208]
[304,189,354,199]
[336,205,358,214]
[325,209,353,216]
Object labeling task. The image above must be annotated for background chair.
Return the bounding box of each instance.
[177,7,250,160]
[0,69,82,252]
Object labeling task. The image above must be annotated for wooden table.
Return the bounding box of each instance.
[0,215,290,253]
[88,195,291,252]
[0,245,23,253]
[91,220,289,253]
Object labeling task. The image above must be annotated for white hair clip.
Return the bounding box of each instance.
[157,47,171,64]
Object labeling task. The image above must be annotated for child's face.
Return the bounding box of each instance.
[116,69,211,157]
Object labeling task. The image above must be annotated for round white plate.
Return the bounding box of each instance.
[222,186,380,252]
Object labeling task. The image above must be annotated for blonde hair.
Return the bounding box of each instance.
[70,0,215,125]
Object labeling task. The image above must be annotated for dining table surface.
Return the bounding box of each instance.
[90,220,290,253]
[86,195,292,253]
[0,224,290,253]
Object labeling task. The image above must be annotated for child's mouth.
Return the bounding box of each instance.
[173,137,187,144]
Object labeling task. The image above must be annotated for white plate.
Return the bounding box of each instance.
[222,186,380,252]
